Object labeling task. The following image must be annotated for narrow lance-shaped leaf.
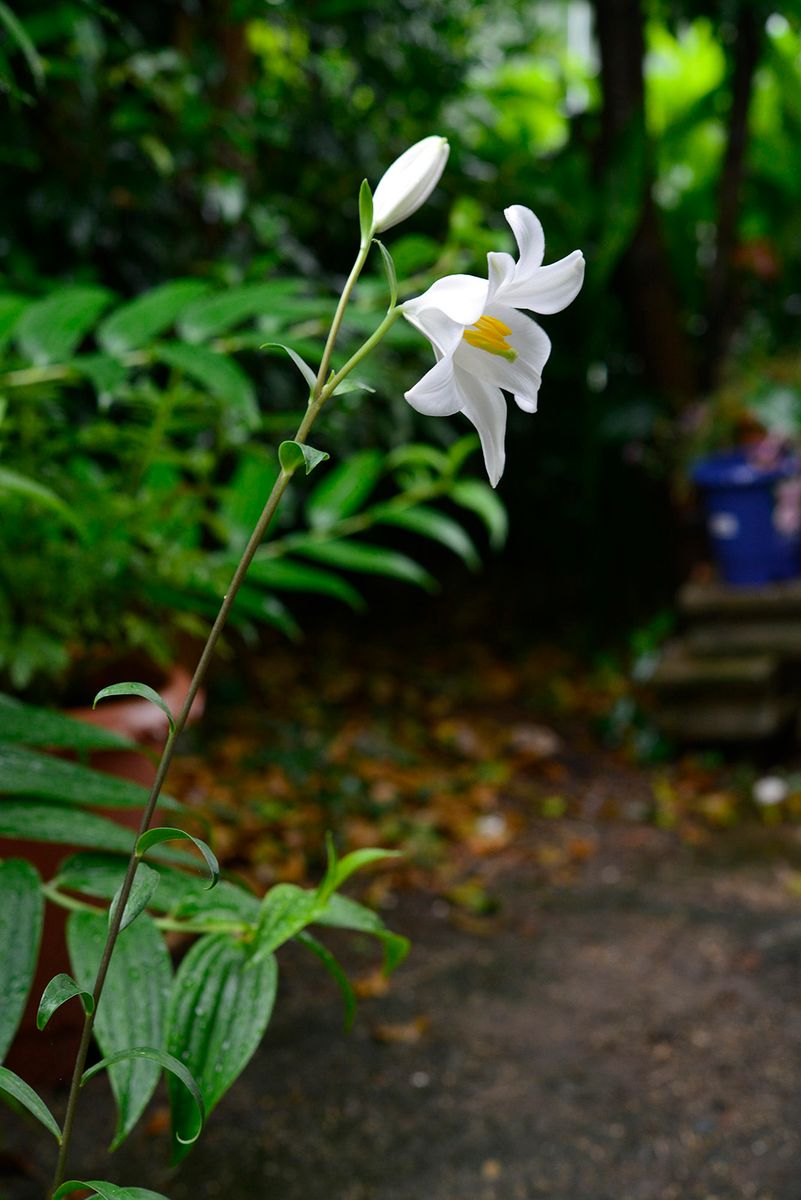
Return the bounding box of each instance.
[54,1183,170,1200]
[359,179,374,243]
[292,538,436,590]
[0,1066,62,1142]
[373,504,481,569]
[108,862,160,933]
[14,285,113,365]
[262,341,317,391]
[295,932,356,1031]
[0,693,133,751]
[450,478,508,550]
[156,342,258,435]
[314,892,410,975]
[97,279,212,355]
[0,743,182,811]
[166,934,277,1163]
[247,554,364,610]
[68,911,172,1149]
[136,828,219,889]
[305,449,384,531]
[373,238,398,307]
[94,682,175,735]
[0,468,84,533]
[82,1047,204,1148]
[0,800,136,853]
[0,858,43,1060]
[37,973,94,1030]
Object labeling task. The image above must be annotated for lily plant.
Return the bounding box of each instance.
[0,134,584,1200]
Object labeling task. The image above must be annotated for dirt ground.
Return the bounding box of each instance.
[6,818,801,1200]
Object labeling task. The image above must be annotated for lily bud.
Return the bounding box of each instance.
[372,136,450,233]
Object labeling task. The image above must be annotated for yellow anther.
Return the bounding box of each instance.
[463,314,517,362]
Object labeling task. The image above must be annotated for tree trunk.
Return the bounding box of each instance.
[703,3,762,389]
[592,0,697,403]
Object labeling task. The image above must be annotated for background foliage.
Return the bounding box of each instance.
[2,0,801,676]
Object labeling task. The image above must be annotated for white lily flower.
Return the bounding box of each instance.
[372,136,450,233]
[401,205,585,486]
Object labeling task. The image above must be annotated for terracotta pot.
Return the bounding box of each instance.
[1,665,204,1085]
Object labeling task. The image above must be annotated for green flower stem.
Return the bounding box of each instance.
[48,251,399,1197]
[321,304,401,401]
[312,237,373,397]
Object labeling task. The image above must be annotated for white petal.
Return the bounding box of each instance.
[372,136,449,232]
[454,306,551,406]
[403,273,487,327]
[486,250,515,303]
[505,205,545,270]
[404,353,463,417]
[402,305,464,359]
[456,368,507,488]
[497,249,585,314]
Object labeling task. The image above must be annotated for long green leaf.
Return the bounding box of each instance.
[450,479,508,549]
[315,892,409,974]
[292,539,435,590]
[82,1046,203,1148]
[108,862,160,933]
[305,449,384,530]
[37,972,94,1029]
[54,1184,169,1200]
[253,883,319,958]
[374,504,480,568]
[15,286,113,365]
[177,282,298,342]
[136,828,218,888]
[166,933,277,1163]
[0,294,28,352]
[247,555,363,609]
[94,682,175,735]
[0,800,135,853]
[0,694,133,751]
[0,467,83,532]
[68,911,172,1149]
[0,743,180,811]
[97,280,212,355]
[0,858,43,1059]
[157,342,258,433]
[295,932,356,1030]
[0,3,44,89]
[0,1065,61,1142]
[55,853,259,923]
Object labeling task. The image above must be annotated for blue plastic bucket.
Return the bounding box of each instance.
[692,448,801,585]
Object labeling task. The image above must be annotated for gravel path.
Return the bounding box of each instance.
[6,823,801,1200]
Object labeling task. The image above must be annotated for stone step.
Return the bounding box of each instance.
[680,578,801,619]
[686,622,801,659]
[650,642,781,694]
[656,696,797,742]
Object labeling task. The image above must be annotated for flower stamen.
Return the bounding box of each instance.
[463,315,517,362]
